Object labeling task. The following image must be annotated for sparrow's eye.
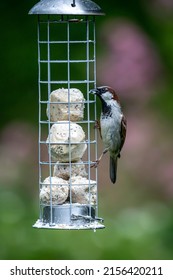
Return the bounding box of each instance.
[100,87,107,93]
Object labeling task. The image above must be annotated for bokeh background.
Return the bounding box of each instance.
[1,0,173,259]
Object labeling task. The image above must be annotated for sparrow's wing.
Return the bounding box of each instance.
[120,115,127,151]
[117,115,127,159]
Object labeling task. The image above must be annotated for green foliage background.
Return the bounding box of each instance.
[0,0,173,260]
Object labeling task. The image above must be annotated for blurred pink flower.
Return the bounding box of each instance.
[0,122,37,188]
[98,19,163,103]
[124,113,173,197]
[0,122,35,161]
[153,0,173,10]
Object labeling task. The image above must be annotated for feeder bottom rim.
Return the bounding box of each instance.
[33,219,105,230]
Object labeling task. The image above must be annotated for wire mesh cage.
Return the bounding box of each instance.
[29,0,105,230]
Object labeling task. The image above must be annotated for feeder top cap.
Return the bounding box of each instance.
[29,0,104,15]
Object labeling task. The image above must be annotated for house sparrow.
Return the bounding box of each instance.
[90,86,127,184]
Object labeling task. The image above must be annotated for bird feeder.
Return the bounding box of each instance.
[29,0,105,230]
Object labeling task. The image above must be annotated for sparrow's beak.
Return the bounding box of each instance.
[89,88,99,95]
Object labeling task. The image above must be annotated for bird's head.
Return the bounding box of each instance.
[89,86,120,104]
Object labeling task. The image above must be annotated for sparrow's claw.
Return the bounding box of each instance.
[94,120,100,130]
[91,149,108,168]
[94,120,102,139]
[90,159,100,168]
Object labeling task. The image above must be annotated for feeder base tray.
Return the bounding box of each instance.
[33,220,105,230]
[33,204,105,230]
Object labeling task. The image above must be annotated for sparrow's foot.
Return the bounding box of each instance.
[90,148,108,168]
[94,120,102,138]
[94,120,100,130]
[90,159,100,168]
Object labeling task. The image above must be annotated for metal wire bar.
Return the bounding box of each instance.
[66,18,73,220]
[39,18,94,24]
[40,100,95,104]
[86,16,92,220]
[39,118,95,122]
[39,40,94,44]
[93,16,99,218]
[39,140,96,144]
[40,160,95,164]
[39,59,94,63]
[39,80,95,84]
[47,16,54,226]
[40,182,96,186]
[38,16,42,222]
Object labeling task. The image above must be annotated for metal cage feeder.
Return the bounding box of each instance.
[29,0,105,230]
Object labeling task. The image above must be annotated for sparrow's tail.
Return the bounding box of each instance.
[110,156,117,184]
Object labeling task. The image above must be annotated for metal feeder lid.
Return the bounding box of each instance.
[29,0,104,15]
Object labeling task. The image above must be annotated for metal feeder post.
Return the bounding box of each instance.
[29,0,105,230]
